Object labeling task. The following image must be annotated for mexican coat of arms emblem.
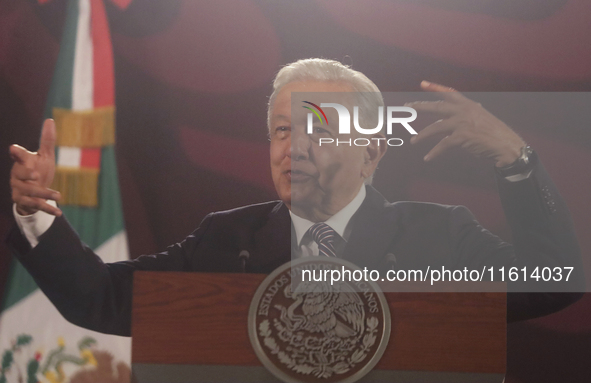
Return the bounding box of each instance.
[248,257,391,383]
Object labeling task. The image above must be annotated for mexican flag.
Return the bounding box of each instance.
[0,0,131,382]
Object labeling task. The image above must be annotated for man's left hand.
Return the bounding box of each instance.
[407,81,526,167]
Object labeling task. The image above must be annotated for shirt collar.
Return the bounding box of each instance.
[290,185,366,246]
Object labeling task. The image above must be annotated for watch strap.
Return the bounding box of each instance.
[496,145,536,178]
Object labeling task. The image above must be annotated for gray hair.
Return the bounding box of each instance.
[267,58,385,184]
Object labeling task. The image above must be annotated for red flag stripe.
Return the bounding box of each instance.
[91,0,114,108]
[80,148,102,169]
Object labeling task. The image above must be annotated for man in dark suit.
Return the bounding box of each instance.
[7,59,584,337]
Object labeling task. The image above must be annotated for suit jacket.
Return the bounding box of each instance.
[6,161,585,336]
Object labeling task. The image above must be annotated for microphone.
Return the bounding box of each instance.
[235,213,266,273]
[238,250,250,273]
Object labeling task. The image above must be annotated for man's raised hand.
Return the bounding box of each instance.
[407,81,526,167]
[10,119,62,216]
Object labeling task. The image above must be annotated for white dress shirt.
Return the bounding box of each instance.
[290,185,366,258]
[13,200,57,248]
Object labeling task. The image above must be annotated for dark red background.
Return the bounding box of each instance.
[1,0,590,381]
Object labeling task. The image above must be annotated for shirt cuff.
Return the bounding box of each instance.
[13,201,57,248]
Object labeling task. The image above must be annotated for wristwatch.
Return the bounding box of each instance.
[496,145,536,178]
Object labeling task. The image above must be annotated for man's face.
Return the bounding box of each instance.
[269,81,385,221]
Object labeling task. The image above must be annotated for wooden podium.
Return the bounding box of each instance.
[131,271,506,383]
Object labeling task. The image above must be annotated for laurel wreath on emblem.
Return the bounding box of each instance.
[258,281,379,379]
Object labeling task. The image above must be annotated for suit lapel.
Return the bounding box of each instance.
[342,186,401,268]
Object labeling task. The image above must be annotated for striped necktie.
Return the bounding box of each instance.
[308,222,337,257]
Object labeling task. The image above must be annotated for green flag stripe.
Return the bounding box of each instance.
[2,0,125,312]
[44,0,79,117]
[1,260,39,312]
[2,0,81,313]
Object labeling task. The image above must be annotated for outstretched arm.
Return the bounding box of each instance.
[408,84,585,320]
[7,118,214,335]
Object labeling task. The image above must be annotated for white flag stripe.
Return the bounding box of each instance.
[95,230,130,263]
[72,0,93,111]
[57,146,82,168]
